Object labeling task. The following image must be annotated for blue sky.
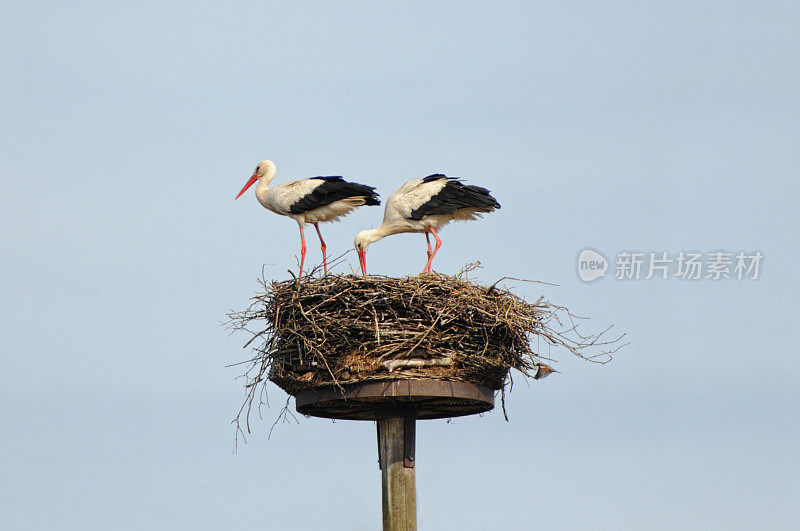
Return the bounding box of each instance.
[1,2,798,529]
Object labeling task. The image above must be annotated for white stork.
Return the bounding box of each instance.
[354,174,500,275]
[236,159,380,278]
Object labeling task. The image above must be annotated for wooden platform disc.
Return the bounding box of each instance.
[294,379,495,420]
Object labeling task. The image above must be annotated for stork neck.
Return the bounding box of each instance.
[256,176,272,195]
[363,223,401,245]
[254,177,274,210]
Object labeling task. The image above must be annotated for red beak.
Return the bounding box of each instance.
[235,172,258,199]
[358,250,367,276]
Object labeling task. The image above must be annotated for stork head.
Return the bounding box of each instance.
[235,159,277,199]
[354,229,382,276]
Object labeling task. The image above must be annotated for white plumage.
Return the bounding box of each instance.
[354,174,500,275]
[236,159,380,278]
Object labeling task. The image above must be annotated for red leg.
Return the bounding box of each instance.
[424,233,433,272]
[298,224,307,279]
[314,223,328,276]
[423,227,443,272]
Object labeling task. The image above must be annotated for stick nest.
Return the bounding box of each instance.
[228,265,626,429]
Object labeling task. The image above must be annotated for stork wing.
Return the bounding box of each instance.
[287,177,380,215]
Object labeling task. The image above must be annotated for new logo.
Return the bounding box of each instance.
[578,249,608,282]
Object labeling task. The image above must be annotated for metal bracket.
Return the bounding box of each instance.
[376,421,383,469]
[403,415,416,468]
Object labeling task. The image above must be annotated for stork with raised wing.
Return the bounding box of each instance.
[237,159,380,278]
[354,174,500,275]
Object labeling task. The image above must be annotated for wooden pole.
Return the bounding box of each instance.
[377,414,416,530]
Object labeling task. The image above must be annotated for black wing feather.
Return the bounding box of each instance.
[409,176,501,220]
[289,176,381,214]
